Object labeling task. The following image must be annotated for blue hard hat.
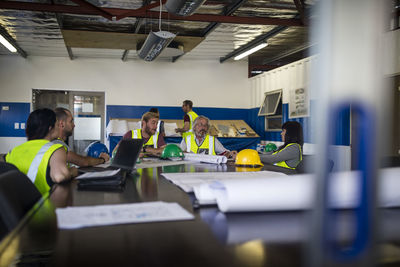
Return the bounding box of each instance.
[85,141,109,158]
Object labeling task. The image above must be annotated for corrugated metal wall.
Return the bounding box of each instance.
[250,56,317,107]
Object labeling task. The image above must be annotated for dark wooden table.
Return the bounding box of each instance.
[0,163,399,267]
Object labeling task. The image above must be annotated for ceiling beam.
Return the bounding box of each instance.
[261,43,314,65]
[116,0,166,21]
[69,0,114,20]
[0,1,304,26]
[51,0,74,60]
[0,25,27,58]
[293,0,307,25]
[219,25,288,63]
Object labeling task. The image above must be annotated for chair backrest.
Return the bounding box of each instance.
[0,170,41,240]
[0,162,18,175]
[296,155,334,174]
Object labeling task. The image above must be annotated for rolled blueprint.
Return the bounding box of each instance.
[197,167,400,212]
[184,153,227,164]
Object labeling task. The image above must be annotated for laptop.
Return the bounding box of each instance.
[77,139,143,191]
[78,139,144,174]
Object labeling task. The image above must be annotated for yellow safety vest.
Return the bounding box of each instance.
[185,133,216,155]
[272,143,302,169]
[131,129,159,148]
[6,139,64,195]
[182,111,198,138]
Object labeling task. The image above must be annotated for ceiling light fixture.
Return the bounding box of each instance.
[234,42,268,61]
[165,0,206,16]
[137,0,176,61]
[0,34,17,53]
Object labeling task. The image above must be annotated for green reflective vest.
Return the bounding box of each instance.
[182,111,198,138]
[185,133,216,155]
[6,139,64,195]
[131,129,159,148]
[272,143,302,169]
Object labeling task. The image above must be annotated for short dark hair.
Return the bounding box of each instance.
[26,108,57,140]
[149,108,159,114]
[279,121,304,150]
[183,100,193,109]
[54,107,70,121]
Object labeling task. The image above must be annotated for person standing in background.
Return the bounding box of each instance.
[175,100,198,138]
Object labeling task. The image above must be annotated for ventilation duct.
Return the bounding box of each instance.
[165,0,206,16]
[137,31,176,61]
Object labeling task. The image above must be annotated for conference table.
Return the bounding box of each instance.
[0,162,399,267]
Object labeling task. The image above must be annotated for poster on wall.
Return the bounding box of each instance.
[289,87,309,118]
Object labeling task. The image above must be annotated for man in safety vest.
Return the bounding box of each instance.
[175,100,198,138]
[180,115,237,159]
[117,111,166,157]
[5,108,78,195]
[53,107,110,167]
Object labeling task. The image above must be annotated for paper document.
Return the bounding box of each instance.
[184,153,227,164]
[164,122,180,136]
[136,158,194,168]
[56,201,194,229]
[76,169,121,179]
[197,167,400,212]
[161,171,287,194]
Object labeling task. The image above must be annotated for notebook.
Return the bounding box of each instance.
[78,139,144,174]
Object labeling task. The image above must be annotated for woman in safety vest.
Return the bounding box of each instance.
[260,121,303,169]
[6,108,78,195]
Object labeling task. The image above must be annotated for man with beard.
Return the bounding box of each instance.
[118,111,166,157]
[54,107,110,167]
[180,115,237,159]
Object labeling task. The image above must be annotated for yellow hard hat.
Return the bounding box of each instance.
[235,166,263,172]
[235,149,264,167]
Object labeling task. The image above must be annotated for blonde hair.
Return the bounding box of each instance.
[141,112,159,123]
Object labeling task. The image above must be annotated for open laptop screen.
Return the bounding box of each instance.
[111,139,144,171]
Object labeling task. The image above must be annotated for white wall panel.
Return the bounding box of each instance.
[0,56,250,109]
[250,56,317,108]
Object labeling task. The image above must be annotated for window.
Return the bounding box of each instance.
[258,89,283,131]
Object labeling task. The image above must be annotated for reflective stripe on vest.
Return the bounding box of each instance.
[157,120,161,133]
[131,129,159,148]
[26,142,53,183]
[6,140,64,195]
[51,138,69,152]
[272,143,302,169]
[185,133,216,155]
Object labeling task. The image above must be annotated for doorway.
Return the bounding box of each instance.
[32,89,105,154]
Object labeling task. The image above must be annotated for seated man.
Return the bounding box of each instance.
[116,112,166,157]
[5,108,77,195]
[180,115,237,159]
[53,108,109,167]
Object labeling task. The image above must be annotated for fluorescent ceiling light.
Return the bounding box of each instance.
[137,31,176,61]
[165,0,206,16]
[234,43,268,61]
[0,34,17,53]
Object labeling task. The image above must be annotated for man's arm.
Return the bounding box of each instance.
[67,151,110,167]
[215,138,237,159]
[49,148,78,183]
[175,121,190,133]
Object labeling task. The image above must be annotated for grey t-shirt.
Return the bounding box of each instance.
[260,144,301,168]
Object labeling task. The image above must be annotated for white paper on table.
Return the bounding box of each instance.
[76,169,121,179]
[183,153,227,164]
[161,171,287,194]
[56,201,194,229]
[207,167,400,212]
[164,122,180,137]
[136,158,194,169]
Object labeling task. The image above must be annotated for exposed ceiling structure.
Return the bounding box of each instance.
[0,0,315,76]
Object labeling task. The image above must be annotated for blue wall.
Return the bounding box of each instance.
[0,102,349,147]
[247,102,350,146]
[0,102,30,137]
[106,105,249,124]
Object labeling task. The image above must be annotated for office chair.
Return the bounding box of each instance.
[296,155,334,174]
[0,170,41,240]
[0,162,18,175]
